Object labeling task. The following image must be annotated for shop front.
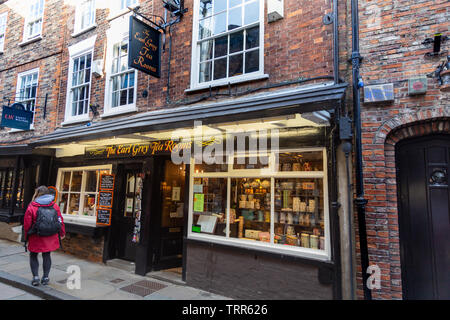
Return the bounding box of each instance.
[32,83,347,299]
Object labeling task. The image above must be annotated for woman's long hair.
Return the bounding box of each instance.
[32,186,49,201]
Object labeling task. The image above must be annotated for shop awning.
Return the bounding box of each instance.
[32,82,347,147]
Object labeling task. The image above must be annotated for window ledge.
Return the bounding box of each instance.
[71,24,97,38]
[19,35,43,47]
[101,106,138,119]
[61,116,91,126]
[107,5,140,21]
[186,73,269,94]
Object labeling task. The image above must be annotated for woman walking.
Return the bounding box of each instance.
[23,186,65,286]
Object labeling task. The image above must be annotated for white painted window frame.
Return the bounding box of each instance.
[56,165,112,227]
[107,0,140,21]
[189,0,266,91]
[23,0,45,42]
[188,147,331,262]
[73,0,97,37]
[0,12,7,52]
[63,35,97,125]
[102,13,138,118]
[12,67,40,132]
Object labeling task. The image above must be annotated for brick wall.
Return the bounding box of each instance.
[356,0,450,299]
[60,232,104,263]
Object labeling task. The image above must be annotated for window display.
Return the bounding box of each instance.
[189,148,329,259]
[57,166,111,223]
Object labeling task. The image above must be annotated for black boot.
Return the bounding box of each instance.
[41,277,49,285]
[31,276,40,286]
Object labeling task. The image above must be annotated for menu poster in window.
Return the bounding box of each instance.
[197,215,218,234]
[98,191,113,208]
[100,174,115,191]
[96,208,112,226]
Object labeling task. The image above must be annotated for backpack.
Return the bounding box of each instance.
[29,206,61,237]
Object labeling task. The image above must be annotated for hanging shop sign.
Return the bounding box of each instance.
[96,174,115,226]
[1,104,33,131]
[129,16,161,78]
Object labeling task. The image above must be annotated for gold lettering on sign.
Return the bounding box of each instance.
[133,27,158,73]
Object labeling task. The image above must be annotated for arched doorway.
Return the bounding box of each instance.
[396,134,450,299]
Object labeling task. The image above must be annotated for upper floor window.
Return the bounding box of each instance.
[191,0,264,89]
[16,68,39,127]
[120,0,138,10]
[0,13,7,52]
[74,0,96,34]
[24,0,44,41]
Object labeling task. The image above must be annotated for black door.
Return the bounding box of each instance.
[396,134,450,300]
[150,157,185,271]
[117,165,144,262]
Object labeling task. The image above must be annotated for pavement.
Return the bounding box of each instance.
[0,239,232,300]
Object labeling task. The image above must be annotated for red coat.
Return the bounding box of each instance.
[23,201,66,253]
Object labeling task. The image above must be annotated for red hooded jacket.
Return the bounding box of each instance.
[23,197,66,253]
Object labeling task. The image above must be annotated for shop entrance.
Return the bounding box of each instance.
[117,165,144,262]
[396,134,450,299]
[149,157,186,272]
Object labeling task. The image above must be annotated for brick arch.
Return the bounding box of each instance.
[373,106,450,145]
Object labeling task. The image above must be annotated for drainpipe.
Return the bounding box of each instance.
[333,0,340,84]
[350,0,372,300]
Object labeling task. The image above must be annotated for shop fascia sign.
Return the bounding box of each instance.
[85,138,221,159]
[1,103,33,131]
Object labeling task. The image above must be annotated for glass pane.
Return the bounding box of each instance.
[245,49,259,73]
[71,171,82,192]
[85,171,97,192]
[112,76,119,91]
[230,178,271,242]
[244,0,259,25]
[78,101,84,115]
[85,68,91,83]
[200,40,213,62]
[61,172,71,192]
[230,31,244,53]
[246,26,259,49]
[274,178,325,250]
[199,0,213,18]
[82,194,97,216]
[192,177,227,237]
[278,151,324,172]
[233,154,269,170]
[72,102,77,116]
[121,73,128,89]
[120,89,127,105]
[230,0,242,7]
[112,91,119,107]
[213,57,227,80]
[194,155,228,173]
[214,35,228,58]
[199,61,212,83]
[214,0,227,13]
[128,88,134,104]
[129,72,135,87]
[68,193,80,215]
[229,53,243,77]
[214,12,226,35]
[58,193,69,215]
[199,17,213,39]
[228,6,242,30]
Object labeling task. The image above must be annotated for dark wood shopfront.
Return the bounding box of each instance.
[396,134,450,300]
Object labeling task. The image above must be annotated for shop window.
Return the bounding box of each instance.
[15,68,39,127]
[56,166,111,225]
[191,0,264,89]
[189,148,330,260]
[23,0,44,42]
[0,168,25,210]
[0,12,7,52]
[74,0,96,35]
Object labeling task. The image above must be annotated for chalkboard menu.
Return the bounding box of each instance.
[96,174,115,226]
[97,208,112,226]
[98,191,113,208]
[100,174,115,191]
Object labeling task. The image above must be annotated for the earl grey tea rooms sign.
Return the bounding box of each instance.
[129,16,161,78]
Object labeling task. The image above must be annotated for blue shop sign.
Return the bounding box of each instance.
[1,104,33,130]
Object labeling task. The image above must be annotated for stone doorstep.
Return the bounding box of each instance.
[0,270,80,300]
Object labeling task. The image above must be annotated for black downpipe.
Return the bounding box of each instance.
[333,0,340,84]
[350,0,372,300]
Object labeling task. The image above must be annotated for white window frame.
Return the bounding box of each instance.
[103,14,138,118]
[56,165,112,227]
[108,0,140,20]
[23,0,45,43]
[73,0,97,37]
[190,0,265,91]
[13,68,40,131]
[0,12,8,53]
[187,147,331,262]
[63,35,97,125]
